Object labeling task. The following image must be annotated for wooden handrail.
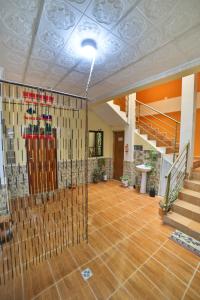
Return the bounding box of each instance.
[136,100,180,124]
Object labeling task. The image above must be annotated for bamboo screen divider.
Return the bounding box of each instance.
[0,80,88,284]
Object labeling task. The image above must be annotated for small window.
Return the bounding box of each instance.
[89,130,103,157]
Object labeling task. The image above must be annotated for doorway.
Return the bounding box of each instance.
[26,129,57,194]
[113,131,124,180]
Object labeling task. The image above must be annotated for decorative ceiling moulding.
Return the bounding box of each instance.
[45,1,76,30]
[92,0,123,25]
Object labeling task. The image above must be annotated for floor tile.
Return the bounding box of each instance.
[153,247,196,284]
[129,231,161,255]
[98,224,125,245]
[109,287,131,300]
[48,249,78,281]
[34,286,60,300]
[163,240,200,269]
[117,239,150,267]
[124,270,167,300]
[102,247,137,284]
[140,258,186,300]
[89,230,112,255]
[69,242,97,267]
[85,257,120,299]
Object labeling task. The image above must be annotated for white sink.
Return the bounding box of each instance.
[136,164,152,194]
[136,164,152,173]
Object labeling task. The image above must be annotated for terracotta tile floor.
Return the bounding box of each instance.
[1,181,200,300]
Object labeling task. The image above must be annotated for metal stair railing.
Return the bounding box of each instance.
[136,100,180,160]
[160,142,190,212]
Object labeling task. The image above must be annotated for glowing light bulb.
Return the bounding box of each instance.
[81,39,97,59]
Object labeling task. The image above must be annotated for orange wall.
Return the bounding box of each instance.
[136,79,182,103]
[113,96,126,112]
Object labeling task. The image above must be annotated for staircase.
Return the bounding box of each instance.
[136,100,180,157]
[164,165,200,241]
[91,99,128,127]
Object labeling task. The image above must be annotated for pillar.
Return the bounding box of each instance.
[180,74,197,171]
[123,93,136,185]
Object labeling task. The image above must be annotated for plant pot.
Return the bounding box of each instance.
[93,178,99,183]
[103,174,108,181]
[135,185,140,193]
[122,180,129,187]
[149,188,156,197]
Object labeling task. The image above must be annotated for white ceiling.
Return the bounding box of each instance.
[0,0,200,102]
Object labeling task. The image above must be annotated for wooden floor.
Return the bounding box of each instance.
[0,181,200,300]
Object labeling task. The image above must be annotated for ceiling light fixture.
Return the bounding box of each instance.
[81,38,97,60]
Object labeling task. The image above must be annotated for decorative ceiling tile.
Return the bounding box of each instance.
[162,0,200,40]
[11,0,39,13]
[86,0,139,29]
[137,0,177,26]
[3,12,33,37]
[115,8,148,44]
[137,27,167,58]
[3,36,30,53]
[31,45,55,61]
[40,29,64,49]
[91,0,123,25]
[45,1,76,30]
[174,25,200,61]
[28,59,49,72]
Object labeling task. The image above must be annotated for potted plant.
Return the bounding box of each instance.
[102,170,108,181]
[149,185,156,197]
[128,180,133,189]
[98,158,107,182]
[135,183,140,193]
[120,175,129,187]
[93,168,101,183]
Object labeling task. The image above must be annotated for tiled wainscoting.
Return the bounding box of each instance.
[4,158,113,198]
[124,150,161,194]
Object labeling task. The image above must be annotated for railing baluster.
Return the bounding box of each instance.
[160,142,190,212]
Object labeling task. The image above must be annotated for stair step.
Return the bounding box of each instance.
[164,212,200,241]
[173,199,200,222]
[179,188,200,206]
[184,179,200,192]
[191,170,200,180]
[193,159,200,169]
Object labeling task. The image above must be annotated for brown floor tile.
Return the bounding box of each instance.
[69,242,97,267]
[117,239,150,267]
[23,261,54,299]
[129,231,161,255]
[139,226,168,244]
[48,249,78,281]
[109,287,131,300]
[183,288,200,300]
[141,258,186,300]
[189,270,200,296]
[111,217,137,236]
[163,240,200,269]
[89,230,112,255]
[124,270,167,300]
[102,247,136,284]
[153,247,196,284]
[57,270,94,299]
[34,286,60,300]
[98,224,125,245]
[85,257,119,299]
